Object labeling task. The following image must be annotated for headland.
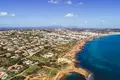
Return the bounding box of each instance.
[54,38,97,80]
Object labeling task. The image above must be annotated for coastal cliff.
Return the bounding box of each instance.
[55,38,93,80]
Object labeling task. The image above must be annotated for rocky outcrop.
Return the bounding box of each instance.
[55,39,91,80]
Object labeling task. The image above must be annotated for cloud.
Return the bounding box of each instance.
[0,12,8,16]
[0,12,15,16]
[78,2,83,5]
[48,0,59,4]
[85,21,88,24]
[10,14,16,16]
[48,0,73,5]
[64,13,74,17]
[66,0,72,5]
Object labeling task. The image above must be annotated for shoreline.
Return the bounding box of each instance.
[70,34,114,79]
[70,33,120,80]
[55,37,95,80]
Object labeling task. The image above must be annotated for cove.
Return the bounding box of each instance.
[76,34,120,80]
[61,72,86,80]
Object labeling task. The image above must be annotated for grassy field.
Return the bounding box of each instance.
[23,65,42,75]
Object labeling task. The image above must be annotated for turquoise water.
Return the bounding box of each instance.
[76,35,120,80]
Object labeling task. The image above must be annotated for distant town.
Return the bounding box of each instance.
[0,28,119,80]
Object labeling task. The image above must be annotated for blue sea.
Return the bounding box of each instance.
[76,34,120,80]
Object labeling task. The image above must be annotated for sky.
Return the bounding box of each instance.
[0,0,120,28]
